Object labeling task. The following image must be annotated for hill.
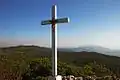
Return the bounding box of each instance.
[0,45,120,77]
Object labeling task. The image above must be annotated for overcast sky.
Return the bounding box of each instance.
[1,0,120,49]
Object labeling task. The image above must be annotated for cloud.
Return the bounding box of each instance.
[0,37,50,47]
[0,30,120,49]
[93,31,120,49]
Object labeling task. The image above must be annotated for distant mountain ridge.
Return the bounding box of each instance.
[58,45,120,57]
[1,45,120,57]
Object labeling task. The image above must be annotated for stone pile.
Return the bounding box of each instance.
[48,75,120,80]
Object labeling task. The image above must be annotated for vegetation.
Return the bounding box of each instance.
[0,45,119,80]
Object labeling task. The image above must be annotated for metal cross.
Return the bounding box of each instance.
[41,5,69,80]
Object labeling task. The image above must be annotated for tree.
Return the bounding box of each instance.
[83,64,94,76]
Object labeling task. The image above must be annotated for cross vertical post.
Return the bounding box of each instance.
[52,5,57,77]
[41,4,69,80]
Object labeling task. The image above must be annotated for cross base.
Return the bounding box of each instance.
[48,75,62,80]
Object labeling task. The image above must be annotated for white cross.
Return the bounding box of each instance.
[41,5,69,80]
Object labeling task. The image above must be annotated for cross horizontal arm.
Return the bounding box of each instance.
[41,20,52,25]
[55,17,70,24]
[41,18,70,25]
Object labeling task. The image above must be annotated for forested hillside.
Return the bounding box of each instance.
[0,45,120,80]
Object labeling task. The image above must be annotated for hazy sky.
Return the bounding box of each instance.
[1,0,120,49]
